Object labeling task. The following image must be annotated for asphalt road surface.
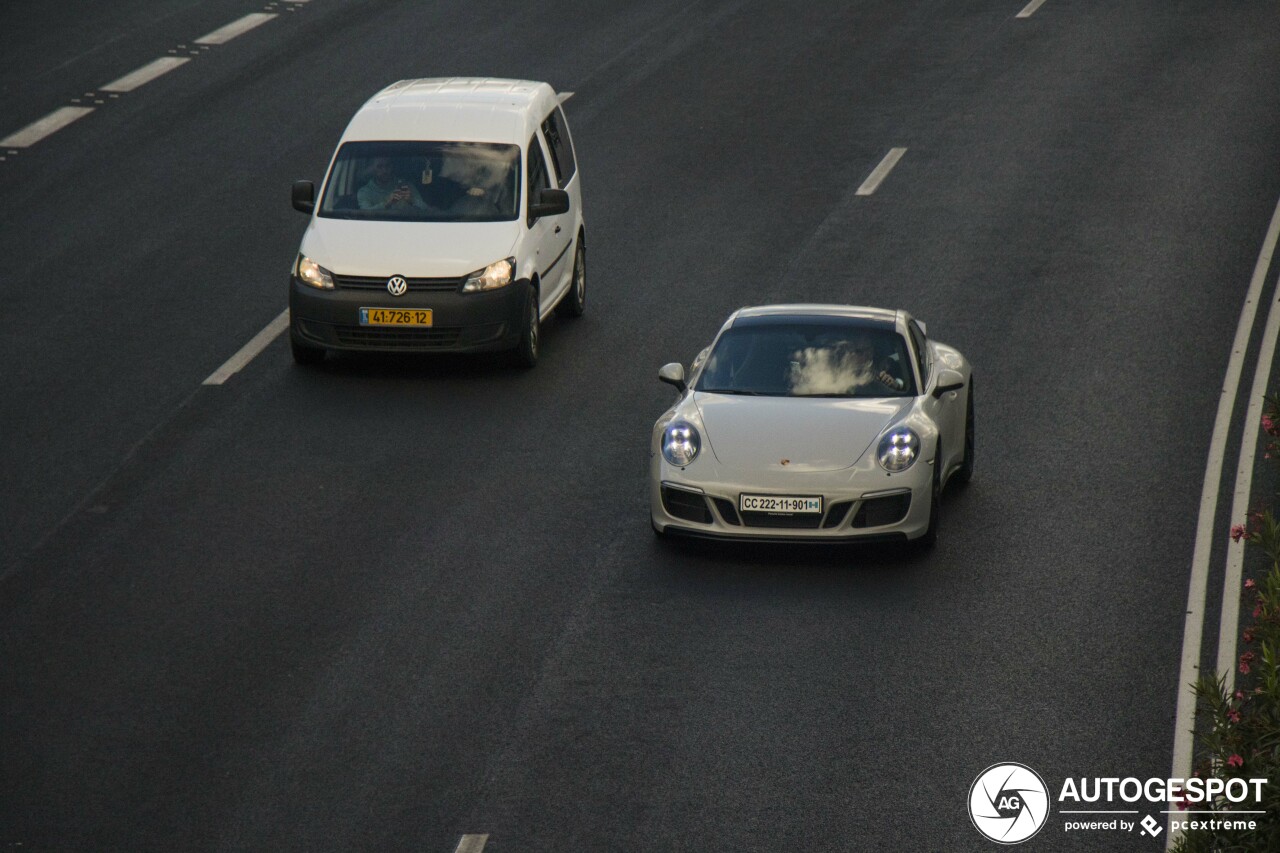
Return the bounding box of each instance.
[4,1,1280,850]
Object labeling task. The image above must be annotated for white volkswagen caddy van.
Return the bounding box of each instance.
[288,78,585,367]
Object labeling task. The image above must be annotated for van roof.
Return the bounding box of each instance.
[342,78,560,145]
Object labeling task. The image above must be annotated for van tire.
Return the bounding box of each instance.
[511,285,539,368]
[556,240,586,318]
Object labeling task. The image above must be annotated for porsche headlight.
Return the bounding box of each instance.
[462,257,515,293]
[296,254,334,290]
[877,427,920,472]
[662,422,701,467]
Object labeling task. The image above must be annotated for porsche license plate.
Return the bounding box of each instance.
[360,307,433,327]
[739,494,823,514]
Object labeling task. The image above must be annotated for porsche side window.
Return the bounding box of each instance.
[908,320,929,385]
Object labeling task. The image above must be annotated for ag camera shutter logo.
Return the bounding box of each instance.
[968,763,1051,844]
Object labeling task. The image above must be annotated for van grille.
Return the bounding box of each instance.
[333,274,463,292]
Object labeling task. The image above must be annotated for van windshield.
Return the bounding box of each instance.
[318,141,521,222]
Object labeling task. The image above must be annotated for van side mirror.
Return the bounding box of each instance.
[932,368,964,399]
[529,188,569,220]
[658,362,687,392]
[292,180,316,214]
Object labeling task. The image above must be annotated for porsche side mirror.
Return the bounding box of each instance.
[658,362,687,392]
[529,188,570,220]
[932,368,964,399]
[292,180,316,214]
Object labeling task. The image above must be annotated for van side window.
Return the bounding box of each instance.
[908,320,929,386]
[527,136,550,226]
[541,106,577,186]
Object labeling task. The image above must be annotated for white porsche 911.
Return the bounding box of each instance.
[650,305,973,546]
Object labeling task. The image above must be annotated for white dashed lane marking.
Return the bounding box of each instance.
[1017,0,1049,18]
[203,309,290,385]
[101,57,191,93]
[0,106,95,148]
[452,835,488,853]
[855,147,907,196]
[194,12,278,45]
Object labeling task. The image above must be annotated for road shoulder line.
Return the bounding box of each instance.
[1168,193,1280,847]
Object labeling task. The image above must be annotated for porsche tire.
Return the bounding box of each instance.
[955,377,975,485]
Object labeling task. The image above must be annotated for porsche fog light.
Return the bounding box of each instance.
[462,257,515,293]
[877,428,920,472]
[662,422,701,467]
[296,254,335,290]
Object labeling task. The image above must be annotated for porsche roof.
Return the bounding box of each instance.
[731,304,900,327]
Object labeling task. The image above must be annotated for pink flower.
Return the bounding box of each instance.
[1243,629,1255,644]
[1240,651,1255,674]
[1254,604,1264,619]
[1176,798,1190,811]
[1228,754,1244,768]
[1264,414,1278,436]
[1228,709,1242,723]
[1235,690,1246,701]
[1245,578,1257,589]
[1231,524,1248,542]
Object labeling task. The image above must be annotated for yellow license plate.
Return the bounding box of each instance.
[360,307,433,327]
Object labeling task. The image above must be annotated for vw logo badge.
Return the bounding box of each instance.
[386,275,408,297]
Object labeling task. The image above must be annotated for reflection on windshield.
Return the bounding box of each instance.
[318,141,521,222]
[696,322,916,398]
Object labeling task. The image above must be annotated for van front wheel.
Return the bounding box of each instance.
[511,286,539,368]
[557,241,586,318]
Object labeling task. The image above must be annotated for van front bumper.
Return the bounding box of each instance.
[289,276,528,353]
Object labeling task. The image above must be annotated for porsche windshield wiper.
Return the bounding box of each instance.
[698,388,768,396]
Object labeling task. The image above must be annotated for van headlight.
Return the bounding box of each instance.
[877,427,920,472]
[462,257,515,293]
[662,422,701,467]
[296,254,334,290]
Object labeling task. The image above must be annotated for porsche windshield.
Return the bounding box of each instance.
[696,322,917,397]
[318,141,521,222]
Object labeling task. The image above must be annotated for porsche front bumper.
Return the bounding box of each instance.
[649,457,934,542]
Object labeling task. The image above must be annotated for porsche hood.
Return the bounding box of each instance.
[691,393,911,473]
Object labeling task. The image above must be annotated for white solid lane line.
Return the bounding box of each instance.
[1217,201,1280,695]
[0,106,95,148]
[195,12,277,45]
[203,309,290,385]
[101,57,191,93]
[1167,193,1280,849]
[855,147,907,196]
[1016,0,1049,18]
[453,835,488,853]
